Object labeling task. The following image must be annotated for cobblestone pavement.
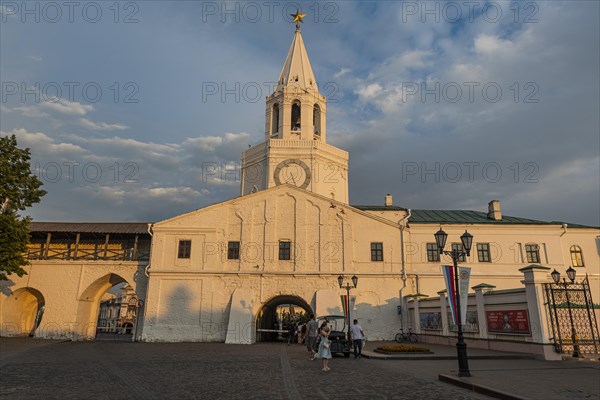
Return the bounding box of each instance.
[0,340,489,400]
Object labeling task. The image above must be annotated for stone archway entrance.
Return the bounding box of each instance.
[1,287,45,337]
[256,295,312,342]
[75,273,139,340]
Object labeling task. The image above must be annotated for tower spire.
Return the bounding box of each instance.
[276,11,316,94]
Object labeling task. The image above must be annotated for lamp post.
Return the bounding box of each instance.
[551,267,581,358]
[434,228,473,377]
[338,275,358,341]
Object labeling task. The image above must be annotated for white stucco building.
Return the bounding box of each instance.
[1,23,598,349]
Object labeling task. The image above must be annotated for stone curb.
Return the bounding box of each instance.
[362,350,536,361]
[438,374,530,400]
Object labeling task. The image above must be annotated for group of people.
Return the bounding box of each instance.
[301,316,365,372]
[286,320,307,345]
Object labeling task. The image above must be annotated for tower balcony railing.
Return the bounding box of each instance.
[268,139,348,158]
[243,137,348,160]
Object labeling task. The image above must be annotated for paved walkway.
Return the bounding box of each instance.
[361,341,599,400]
[0,337,68,366]
[0,338,598,400]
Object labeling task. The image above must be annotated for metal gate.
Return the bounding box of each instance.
[543,275,600,355]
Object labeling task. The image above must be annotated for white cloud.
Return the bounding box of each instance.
[28,55,42,63]
[145,187,206,202]
[2,128,86,156]
[398,49,432,69]
[183,136,223,151]
[355,83,383,100]
[13,106,49,118]
[80,118,129,131]
[224,132,250,142]
[473,34,514,55]
[79,185,207,205]
[334,67,351,79]
[42,98,94,116]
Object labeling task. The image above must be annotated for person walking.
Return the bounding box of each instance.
[350,319,365,359]
[296,323,303,344]
[300,322,307,344]
[288,321,297,345]
[305,316,319,360]
[316,326,332,371]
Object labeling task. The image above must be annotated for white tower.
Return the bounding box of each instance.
[241,16,349,203]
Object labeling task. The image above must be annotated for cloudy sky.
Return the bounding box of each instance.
[1,1,598,226]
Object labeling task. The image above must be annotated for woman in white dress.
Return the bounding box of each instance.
[316,326,332,371]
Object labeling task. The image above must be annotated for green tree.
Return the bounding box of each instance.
[0,134,47,280]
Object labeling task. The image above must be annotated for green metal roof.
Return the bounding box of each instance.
[408,209,554,225]
[351,206,597,228]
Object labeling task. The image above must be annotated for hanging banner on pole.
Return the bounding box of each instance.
[458,267,471,326]
[340,295,349,318]
[340,295,356,320]
[441,265,457,325]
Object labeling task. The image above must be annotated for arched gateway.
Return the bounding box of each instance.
[1,287,45,337]
[256,295,313,342]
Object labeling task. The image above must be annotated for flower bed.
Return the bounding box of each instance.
[375,345,432,354]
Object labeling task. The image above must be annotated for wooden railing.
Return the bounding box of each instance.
[26,243,149,262]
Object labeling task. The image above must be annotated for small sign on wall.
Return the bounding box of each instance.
[448,311,479,333]
[486,310,531,334]
[420,312,442,331]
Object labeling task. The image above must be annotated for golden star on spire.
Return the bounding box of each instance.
[290,10,307,25]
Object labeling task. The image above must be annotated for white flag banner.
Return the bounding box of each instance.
[458,267,471,326]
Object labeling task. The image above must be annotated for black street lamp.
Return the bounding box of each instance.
[338,275,358,341]
[435,229,473,377]
[551,267,581,358]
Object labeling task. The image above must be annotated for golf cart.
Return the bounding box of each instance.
[316,315,352,358]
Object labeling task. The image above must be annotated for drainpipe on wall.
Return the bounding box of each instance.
[240,152,246,196]
[136,223,154,342]
[398,209,412,327]
[144,223,153,278]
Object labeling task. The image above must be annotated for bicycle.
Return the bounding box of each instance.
[395,327,418,343]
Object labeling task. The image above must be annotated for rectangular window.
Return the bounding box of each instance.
[477,243,491,262]
[451,243,466,262]
[426,243,440,262]
[371,242,383,261]
[279,241,291,260]
[525,244,540,263]
[227,241,240,260]
[177,240,191,259]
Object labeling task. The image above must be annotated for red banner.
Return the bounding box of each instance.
[486,310,531,334]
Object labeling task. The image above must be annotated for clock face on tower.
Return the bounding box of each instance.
[273,159,311,189]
